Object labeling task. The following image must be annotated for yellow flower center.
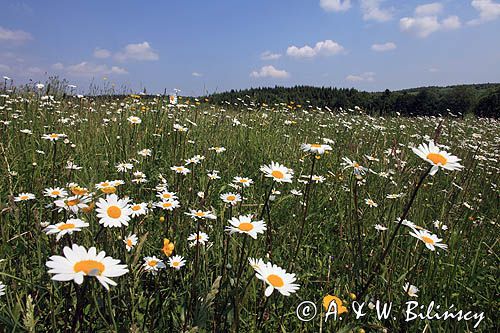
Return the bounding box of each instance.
[421,236,435,244]
[50,134,58,139]
[107,205,122,218]
[71,187,87,195]
[131,205,141,211]
[51,191,60,196]
[74,260,104,275]
[101,186,116,194]
[239,179,248,183]
[267,274,284,288]
[101,182,110,187]
[172,261,180,267]
[148,260,158,267]
[126,239,133,247]
[58,223,75,230]
[226,195,236,201]
[20,195,29,200]
[311,144,322,148]
[238,222,254,232]
[195,211,205,217]
[162,202,172,208]
[271,170,285,179]
[67,199,80,206]
[426,153,447,165]
[162,193,172,199]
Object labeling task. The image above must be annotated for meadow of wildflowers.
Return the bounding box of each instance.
[0,91,498,332]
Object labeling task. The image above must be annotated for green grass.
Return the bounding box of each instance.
[0,93,498,332]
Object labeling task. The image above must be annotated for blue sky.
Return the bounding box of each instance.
[1,0,499,95]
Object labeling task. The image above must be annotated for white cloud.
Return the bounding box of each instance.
[93,48,111,59]
[64,62,128,77]
[346,72,375,82]
[287,40,344,59]
[52,62,64,70]
[415,3,443,16]
[115,42,159,62]
[192,72,203,77]
[250,65,289,79]
[400,4,461,38]
[319,0,351,12]
[468,0,500,25]
[361,0,393,22]
[371,42,397,52]
[260,51,282,60]
[0,26,32,42]
[0,64,11,72]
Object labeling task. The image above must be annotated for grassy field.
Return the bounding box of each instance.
[0,92,498,332]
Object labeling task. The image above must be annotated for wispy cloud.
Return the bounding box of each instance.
[346,72,375,82]
[468,0,500,26]
[250,65,289,78]
[260,51,281,60]
[56,62,128,77]
[114,42,159,62]
[400,4,461,38]
[287,40,344,59]
[93,48,112,59]
[361,0,393,22]
[192,72,203,77]
[371,42,396,52]
[0,26,33,42]
[319,0,351,12]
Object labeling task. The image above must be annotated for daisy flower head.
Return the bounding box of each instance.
[412,141,463,176]
[187,232,209,246]
[341,157,368,176]
[44,218,89,241]
[260,162,294,183]
[185,209,216,220]
[170,165,191,175]
[130,202,148,217]
[154,199,180,211]
[404,282,419,297]
[14,192,36,202]
[409,229,447,251]
[138,148,152,157]
[248,257,265,273]
[374,224,388,231]
[365,198,378,207]
[301,143,332,155]
[127,116,142,124]
[142,256,166,273]
[220,192,242,206]
[43,187,68,198]
[233,176,253,187]
[42,133,66,141]
[168,255,186,270]
[252,261,300,297]
[226,215,267,239]
[123,234,138,252]
[54,195,91,214]
[95,194,132,228]
[46,244,128,290]
[156,191,177,201]
[116,162,133,173]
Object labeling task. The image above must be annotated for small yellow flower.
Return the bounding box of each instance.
[322,295,348,314]
[159,216,165,222]
[162,239,175,257]
[101,186,116,194]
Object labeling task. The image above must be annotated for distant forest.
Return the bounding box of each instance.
[207,83,500,118]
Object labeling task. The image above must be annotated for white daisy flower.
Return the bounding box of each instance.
[168,255,186,270]
[54,196,91,214]
[43,187,68,198]
[143,256,166,273]
[412,141,463,176]
[187,232,209,246]
[185,209,216,220]
[123,234,138,252]
[260,162,294,183]
[220,193,242,206]
[233,176,253,187]
[130,202,148,217]
[409,229,447,251]
[252,261,300,297]
[225,215,267,239]
[300,143,332,155]
[154,199,180,211]
[46,244,128,290]
[44,218,89,241]
[404,282,419,297]
[95,194,132,228]
[14,193,36,201]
